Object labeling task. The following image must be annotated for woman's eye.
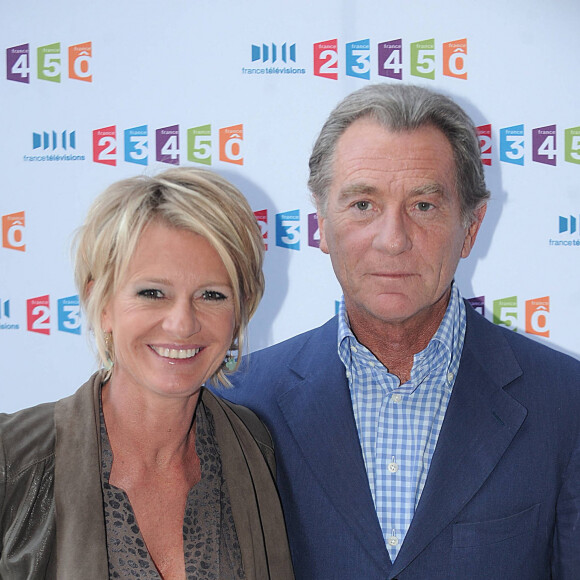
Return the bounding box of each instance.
[354,201,371,211]
[202,290,227,301]
[138,289,163,299]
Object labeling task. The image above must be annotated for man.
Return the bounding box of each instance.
[223,84,580,578]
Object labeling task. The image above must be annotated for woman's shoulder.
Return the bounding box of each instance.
[0,401,57,480]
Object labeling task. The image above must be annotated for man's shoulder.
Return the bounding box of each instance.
[222,316,339,405]
[243,316,338,368]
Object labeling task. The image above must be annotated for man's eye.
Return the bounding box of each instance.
[138,289,163,299]
[354,201,371,211]
[416,202,434,211]
[202,290,227,301]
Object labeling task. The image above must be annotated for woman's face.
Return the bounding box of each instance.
[101,221,235,401]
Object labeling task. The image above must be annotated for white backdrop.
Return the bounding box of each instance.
[1,0,579,412]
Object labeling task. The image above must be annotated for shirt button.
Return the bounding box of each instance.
[392,394,402,403]
[368,361,375,367]
[447,372,454,383]
[388,535,398,546]
[351,346,358,353]
[388,462,399,473]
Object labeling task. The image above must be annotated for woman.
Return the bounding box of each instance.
[0,168,294,579]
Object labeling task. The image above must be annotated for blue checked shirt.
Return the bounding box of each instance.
[338,283,466,562]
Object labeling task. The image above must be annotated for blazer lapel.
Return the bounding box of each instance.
[276,319,390,570]
[391,310,528,577]
[54,372,109,579]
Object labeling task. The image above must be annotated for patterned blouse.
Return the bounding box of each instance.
[100,400,245,579]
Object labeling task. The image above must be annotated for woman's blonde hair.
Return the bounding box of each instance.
[74,167,265,385]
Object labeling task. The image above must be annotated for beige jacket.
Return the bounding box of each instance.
[0,372,294,579]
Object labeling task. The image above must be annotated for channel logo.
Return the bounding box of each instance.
[492,295,550,337]
[6,41,92,84]
[314,39,338,80]
[93,125,117,166]
[477,125,492,166]
[308,212,320,248]
[2,211,25,251]
[314,37,468,82]
[472,123,580,167]
[93,123,244,167]
[33,130,76,150]
[157,125,180,165]
[0,299,19,330]
[378,39,403,80]
[254,209,268,250]
[532,125,556,166]
[252,43,296,63]
[500,125,525,166]
[346,39,371,80]
[276,209,300,250]
[26,294,81,335]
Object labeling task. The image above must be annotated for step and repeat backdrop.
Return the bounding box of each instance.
[1,0,579,412]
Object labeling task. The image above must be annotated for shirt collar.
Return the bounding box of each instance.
[337,282,466,390]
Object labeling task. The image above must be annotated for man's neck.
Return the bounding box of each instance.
[347,291,451,384]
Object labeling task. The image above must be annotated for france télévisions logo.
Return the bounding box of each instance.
[24,130,85,162]
[33,130,76,150]
[549,214,580,247]
[6,42,92,84]
[243,42,305,75]
[252,43,296,63]
[0,299,19,330]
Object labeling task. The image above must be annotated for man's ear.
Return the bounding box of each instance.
[461,203,487,258]
[318,212,329,255]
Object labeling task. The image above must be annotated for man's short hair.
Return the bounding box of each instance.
[308,83,490,225]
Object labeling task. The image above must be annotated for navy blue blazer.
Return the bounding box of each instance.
[221,304,580,579]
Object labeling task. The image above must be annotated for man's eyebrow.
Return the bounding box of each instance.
[410,182,447,197]
[337,183,378,201]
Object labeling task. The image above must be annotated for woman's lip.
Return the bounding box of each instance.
[149,345,201,360]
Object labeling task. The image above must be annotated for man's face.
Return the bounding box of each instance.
[318,118,485,333]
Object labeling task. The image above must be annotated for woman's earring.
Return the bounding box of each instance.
[224,350,237,371]
[104,331,114,369]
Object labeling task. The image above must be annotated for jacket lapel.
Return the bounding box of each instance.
[54,372,109,580]
[276,318,391,570]
[390,308,528,576]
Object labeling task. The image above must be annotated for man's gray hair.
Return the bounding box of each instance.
[308,83,490,225]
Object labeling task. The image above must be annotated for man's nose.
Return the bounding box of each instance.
[371,209,412,255]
